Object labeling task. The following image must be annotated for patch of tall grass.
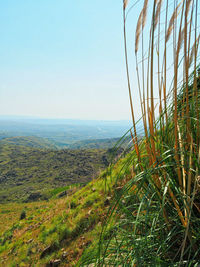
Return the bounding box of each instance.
[80,0,200,265]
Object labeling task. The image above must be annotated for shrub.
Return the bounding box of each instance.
[20,210,26,220]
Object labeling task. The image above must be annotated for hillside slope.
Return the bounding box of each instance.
[0,156,129,266]
[0,143,110,203]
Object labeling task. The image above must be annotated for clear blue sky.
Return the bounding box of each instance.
[0,0,143,120]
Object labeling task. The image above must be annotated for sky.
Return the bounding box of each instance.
[0,0,144,121]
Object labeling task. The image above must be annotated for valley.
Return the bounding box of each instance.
[0,117,133,148]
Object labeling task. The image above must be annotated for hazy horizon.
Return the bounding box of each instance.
[0,114,132,124]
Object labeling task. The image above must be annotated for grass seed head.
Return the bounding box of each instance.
[123,0,129,10]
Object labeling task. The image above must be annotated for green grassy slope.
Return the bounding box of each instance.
[0,156,129,266]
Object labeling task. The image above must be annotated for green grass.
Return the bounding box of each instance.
[47,183,84,199]
[0,159,123,266]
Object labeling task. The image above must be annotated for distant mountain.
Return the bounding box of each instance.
[0,116,141,148]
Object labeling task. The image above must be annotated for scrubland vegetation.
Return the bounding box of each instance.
[0,140,111,203]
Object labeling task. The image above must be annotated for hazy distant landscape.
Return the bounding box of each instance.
[0,116,133,148]
[0,116,132,204]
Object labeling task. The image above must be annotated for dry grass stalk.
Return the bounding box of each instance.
[194,0,199,148]
[186,0,193,17]
[154,0,163,29]
[163,0,169,125]
[173,0,185,189]
[187,136,193,197]
[135,1,152,167]
[184,0,191,146]
[137,0,151,165]
[187,0,194,66]
[156,1,164,136]
[148,0,158,164]
[166,2,182,42]
[123,7,141,164]
[178,124,188,224]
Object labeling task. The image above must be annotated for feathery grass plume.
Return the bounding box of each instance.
[123,0,129,10]
[166,1,182,42]
[135,0,148,122]
[142,0,149,29]
[135,10,143,54]
[135,0,149,54]
[154,0,163,29]
[177,27,185,54]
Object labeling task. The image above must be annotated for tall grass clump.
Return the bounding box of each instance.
[80,0,200,266]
